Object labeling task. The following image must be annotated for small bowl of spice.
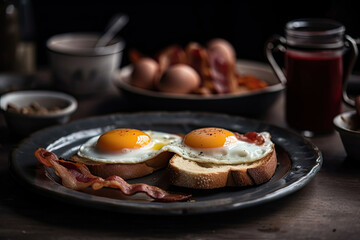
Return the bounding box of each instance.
[0,90,77,136]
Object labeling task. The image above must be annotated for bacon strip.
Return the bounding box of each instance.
[34,148,191,202]
[235,132,265,145]
[207,49,237,94]
[156,45,187,75]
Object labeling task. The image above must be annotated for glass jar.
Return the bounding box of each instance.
[266,18,358,136]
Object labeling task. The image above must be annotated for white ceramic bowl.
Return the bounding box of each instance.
[333,111,360,159]
[0,90,78,136]
[47,33,124,96]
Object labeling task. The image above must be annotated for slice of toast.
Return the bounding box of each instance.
[70,151,174,180]
[168,147,277,189]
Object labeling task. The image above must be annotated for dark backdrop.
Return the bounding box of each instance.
[28,0,360,68]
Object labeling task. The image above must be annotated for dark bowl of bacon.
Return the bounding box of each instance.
[114,59,284,117]
[114,39,284,117]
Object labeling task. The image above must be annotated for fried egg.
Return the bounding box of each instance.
[77,128,182,164]
[163,127,274,164]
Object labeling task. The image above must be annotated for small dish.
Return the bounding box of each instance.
[0,90,78,136]
[114,60,285,117]
[333,111,360,159]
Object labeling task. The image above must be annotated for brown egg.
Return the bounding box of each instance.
[130,58,160,89]
[157,64,200,94]
[207,38,236,64]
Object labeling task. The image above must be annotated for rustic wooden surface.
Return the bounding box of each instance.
[1,87,359,240]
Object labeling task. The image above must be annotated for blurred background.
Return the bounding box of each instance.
[2,0,360,73]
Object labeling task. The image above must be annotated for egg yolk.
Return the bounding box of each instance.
[96,129,151,152]
[183,127,236,148]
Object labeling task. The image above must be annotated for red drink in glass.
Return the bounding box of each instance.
[266,19,358,136]
[285,50,343,133]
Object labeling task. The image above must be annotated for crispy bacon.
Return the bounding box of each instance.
[237,74,268,90]
[185,43,214,92]
[235,132,265,145]
[128,49,143,64]
[207,47,237,94]
[34,148,191,202]
[155,45,187,75]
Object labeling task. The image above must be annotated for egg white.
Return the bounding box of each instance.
[77,130,182,164]
[162,132,274,165]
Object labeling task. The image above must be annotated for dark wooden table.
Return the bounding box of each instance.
[1,85,359,240]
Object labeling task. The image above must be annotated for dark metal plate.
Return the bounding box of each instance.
[10,112,322,215]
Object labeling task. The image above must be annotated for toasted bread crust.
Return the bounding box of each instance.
[168,148,277,189]
[70,151,174,179]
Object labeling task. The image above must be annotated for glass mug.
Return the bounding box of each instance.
[265,18,358,136]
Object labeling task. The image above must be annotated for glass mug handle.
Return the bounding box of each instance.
[342,35,358,107]
[265,35,287,85]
